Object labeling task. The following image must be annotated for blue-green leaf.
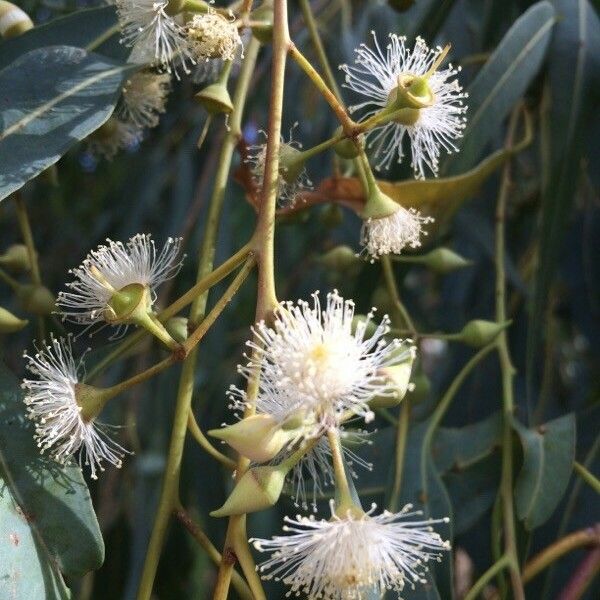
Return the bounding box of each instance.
[0,46,134,201]
[0,362,104,598]
[513,414,576,530]
[445,1,555,174]
[0,6,124,71]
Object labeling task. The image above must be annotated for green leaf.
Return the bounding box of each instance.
[513,414,576,530]
[526,0,600,396]
[0,362,104,596]
[0,46,134,202]
[444,1,555,174]
[0,6,124,71]
[433,411,503,473]
[444,452,502,535]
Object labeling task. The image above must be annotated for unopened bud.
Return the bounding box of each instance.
[209,414,292,463]
[318,246,360,272]
[332,127,362,159]
[420,247,472,274]
[210,464,287,517]
[372,351,416,408]
[250,2,274,43]
[0,306,28,333]
[165,316,188,343]
[459,320,511,348]
[194,81,234,114]
[16,284,56,315]
[0,244,31,273]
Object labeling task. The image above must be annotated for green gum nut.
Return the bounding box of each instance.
[459,319,511,348]
[16,284,56,315]
[362,185,399,220]
[210,464,287,517]
[318,246,360,271]
[165,316,189,343]
[0,244,31,273]
[421,248,472,274]
[250,2,274,44]
[208,414,292,463]
[104,283,150,325]
[0,306,28,333]
[333,127,362,159]
[194,81,234,114]
[278,144,305,184]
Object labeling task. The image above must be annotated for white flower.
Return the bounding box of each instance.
[187,11,243,63]
[251,501,451,599]
[341,33,467,178]
[246,128,313,206]
[57,234,183,326]
[88,116,142,160]
[116,0,194,76]
[22,336,126,479]
[229,291,413,507]
[119,71,171,129]
[362,206,434,259]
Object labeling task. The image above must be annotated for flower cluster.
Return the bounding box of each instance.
[23,235,184,478]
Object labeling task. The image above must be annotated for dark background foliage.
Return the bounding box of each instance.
[0,0,599,599]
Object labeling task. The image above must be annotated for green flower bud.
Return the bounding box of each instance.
[250,2,274,44]
[370,351,416,408]
[318,246,360,272]
[209,414,293,463]
[194,81,234,114]
[0,306,28,333]
[459,319,511,348]
[165,316,189,343]
[0,244,31,273]
[332,127,362,159]
[419,247,472,274]
[210,464,287,517]
[16,284,56,315]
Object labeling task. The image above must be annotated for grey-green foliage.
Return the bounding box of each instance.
[0,45,133,201]
[0,363,104,599]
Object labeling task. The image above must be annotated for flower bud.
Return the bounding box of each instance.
[194,80,234,114]
[0,244,31,273]
[16,284,56,315]
[165,316,189,343]
[0,3,33,38]
[420,247,472,274]
[250,2,274,44]
[209,414,292,463]
[210,464,287,517]
[0,306,28,333]
[458,320,511,348]
[332,127,362,159]
[318,246,360,272]
[371,349,416,408]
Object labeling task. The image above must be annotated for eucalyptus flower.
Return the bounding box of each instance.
[119,71,171,129]
[22,336,126,479]
[341,33,467,178]
[57,235,183,348]
[116,0,193,75]
[251,501,451,599]
[187,10,243,63]
[88,116,142,160]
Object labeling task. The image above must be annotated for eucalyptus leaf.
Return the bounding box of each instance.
[526,0,600,395]
[444,1,555,174]
[0,6,124,71]
[0,362,104,590]
[0,46,134,201]
[513,414,576,530]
